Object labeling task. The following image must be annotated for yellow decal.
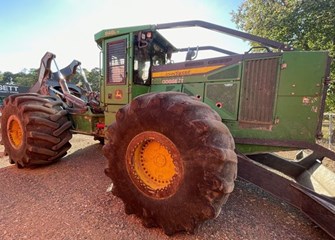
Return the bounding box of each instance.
[104,30,118,37]
[152,65,225,78]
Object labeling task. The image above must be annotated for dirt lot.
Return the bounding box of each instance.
[0,134,332,240]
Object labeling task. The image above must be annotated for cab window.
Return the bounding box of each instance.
[106,39,126,85]
[133,33,167,85]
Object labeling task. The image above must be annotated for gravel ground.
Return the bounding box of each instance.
[0,134,333,240]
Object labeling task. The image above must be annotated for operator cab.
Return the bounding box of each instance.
[133,30,176,85]
[94,25,177,123]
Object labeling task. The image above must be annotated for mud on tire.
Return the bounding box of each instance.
[103,92,237,235]
[1,93,72,168]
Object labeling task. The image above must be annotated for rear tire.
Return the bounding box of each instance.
[103,92,237,235]
[1,93,72,168]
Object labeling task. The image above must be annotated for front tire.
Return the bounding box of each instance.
[103,92,237,235]
[1,93,72,168]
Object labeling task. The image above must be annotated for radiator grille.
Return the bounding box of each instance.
[239,58,279,128]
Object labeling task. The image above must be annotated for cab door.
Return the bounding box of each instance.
[104,35,130,105]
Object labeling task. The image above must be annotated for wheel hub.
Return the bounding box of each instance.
[7,115,23,149]
[126,131,183,199]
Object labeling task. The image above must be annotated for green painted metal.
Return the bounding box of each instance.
[102,35,130,105]
[91,22,335,237]
[104,105,122,125]
[204,81,240,120]
[95,24,329,154]
[71,109,104,137]
[230,51,328,153]
[95,24,153,45]
[150,84,182,93]
[131,84,150,98]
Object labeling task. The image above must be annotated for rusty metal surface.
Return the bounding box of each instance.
[238,58,279,129]
[237,153,335,239]
[235,137,335,160]
[125,131,183,199]
[235,138,335,238]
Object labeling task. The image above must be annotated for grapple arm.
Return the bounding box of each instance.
[29,52,55,93]
[51,60,81,82]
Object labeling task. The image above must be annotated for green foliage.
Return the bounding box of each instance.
[87,67,101,92]
[0,68,101,92]
[69,67,101,92]
[326,84,335,112]
[2,71,15,84]
[232,0,335,110]
[14,69,38,87]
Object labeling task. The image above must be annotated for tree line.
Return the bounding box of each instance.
[1,1,334,109]
[0,68,101,92]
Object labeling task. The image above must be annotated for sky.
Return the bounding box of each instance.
[0,0,247,74]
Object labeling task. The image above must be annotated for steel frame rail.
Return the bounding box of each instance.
[236,138,335,238]
[156,20,293,51]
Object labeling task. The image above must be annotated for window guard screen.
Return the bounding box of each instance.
[107,39,126,84]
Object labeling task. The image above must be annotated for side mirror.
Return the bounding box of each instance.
[185,46,198,61]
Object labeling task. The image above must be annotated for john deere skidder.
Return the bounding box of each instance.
[1,21,334,237]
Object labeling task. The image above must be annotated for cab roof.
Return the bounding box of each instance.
[94,24,177,52]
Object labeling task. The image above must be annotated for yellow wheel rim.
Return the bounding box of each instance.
[126,131,183,199]
[7,115,23,149]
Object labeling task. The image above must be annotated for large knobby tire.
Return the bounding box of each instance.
[1,93,73,168]
[103,92,237,235]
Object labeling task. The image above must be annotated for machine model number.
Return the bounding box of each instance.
[161,78,184,84]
